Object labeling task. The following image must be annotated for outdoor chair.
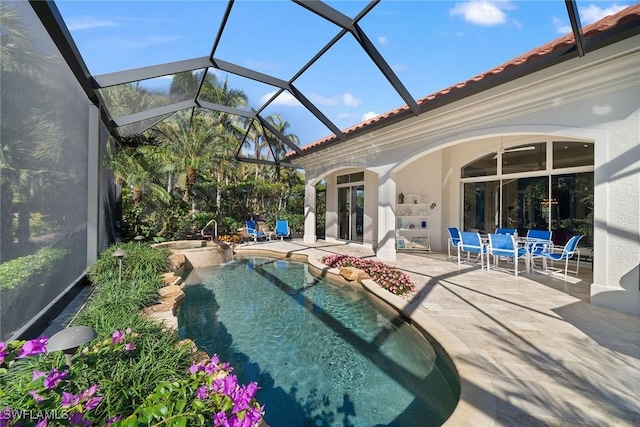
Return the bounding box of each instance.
[487,233,529,276]
[496,228,517,236]
[274,219,291,241]
[245,220,267,243]
[457,231,487,269]
[526,229,553,266]
[447,227,461,260]
[531,234,583,280]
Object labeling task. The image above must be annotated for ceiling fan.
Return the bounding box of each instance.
[493,145,536,159]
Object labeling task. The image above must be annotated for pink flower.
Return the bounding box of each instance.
[196,386,209,400]
[69,412,90,427]
[43,368,68,389]
[61,391,77,407]
[111,330,125,345]
[32,370,46,380]
[106,416,121,426]
[18,337,47,358]
[0,342,7,364]
[124,342,136,351]
[29,390,44,402]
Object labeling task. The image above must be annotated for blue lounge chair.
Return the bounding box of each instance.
[487,233,529,276]
[532,234,583,279]
[274,219,290,241]
[245,220,266,243]
[447,227,461,260]
[457,231,487,269]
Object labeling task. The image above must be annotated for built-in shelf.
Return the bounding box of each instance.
[396,204,430,251]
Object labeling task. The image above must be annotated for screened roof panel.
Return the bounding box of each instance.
[356,1,571,101]
[259,92,336,148]
[213,1,342,82]
[46,0,640,164]
[98,69,206,118]
[55,1,226,75]
[294,34,406,132]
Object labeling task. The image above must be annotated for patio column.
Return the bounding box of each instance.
[377,172,396,261]
[303,181,317,244]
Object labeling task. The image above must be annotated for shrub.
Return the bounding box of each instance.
[321,254,416,296]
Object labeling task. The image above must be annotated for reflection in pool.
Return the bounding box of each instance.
[178,258,459,426]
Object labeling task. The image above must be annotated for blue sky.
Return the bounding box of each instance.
[55,0,636,146]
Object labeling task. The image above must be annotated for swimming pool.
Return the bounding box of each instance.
[178,258,459,426]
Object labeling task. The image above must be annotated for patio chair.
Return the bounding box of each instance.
[245,220,267,243]
[487,233,529,276]
[525,229,553,266]
[447,227,461,260]
[496,228,517,236]
[274,219,291,241]
[532,234,583,280]
[457,231,487,269]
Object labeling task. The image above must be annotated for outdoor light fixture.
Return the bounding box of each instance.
[134,235,145,244]
[112,248,128,284]
[47,326,97,365]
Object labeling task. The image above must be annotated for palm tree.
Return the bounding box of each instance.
[105,135,170,206]
[151,112,230,203]
[170,71,198,99]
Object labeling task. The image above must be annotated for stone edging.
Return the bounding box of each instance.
[140,253,187,331]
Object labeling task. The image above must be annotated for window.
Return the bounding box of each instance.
[462,140,593,245]
[553,141,594,169]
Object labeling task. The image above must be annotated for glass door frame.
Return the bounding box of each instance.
[337,182,364,243]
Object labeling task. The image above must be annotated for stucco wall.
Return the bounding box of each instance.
[296,35,640,315]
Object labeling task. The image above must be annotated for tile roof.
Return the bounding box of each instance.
[296,4,640,155]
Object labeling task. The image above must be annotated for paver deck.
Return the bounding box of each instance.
[235,239,640,427]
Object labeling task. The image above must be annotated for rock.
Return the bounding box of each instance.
[168,253,186,271]
[339,267,369,282]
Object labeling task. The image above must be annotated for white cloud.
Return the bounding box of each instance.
[362,111,378,121]
[580,4,628,25]
[449,1,510,26]
[308,92,362,107]
[552,16,572,34]
[65,16,118,31]
[341,93,362,107]
[336,112,360,121]
[261,91,302,107]
[378,36,388,46]
[553,4,628,34]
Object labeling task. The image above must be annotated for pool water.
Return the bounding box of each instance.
[178,258,459,426]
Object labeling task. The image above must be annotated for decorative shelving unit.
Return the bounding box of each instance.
[396,203,430,251]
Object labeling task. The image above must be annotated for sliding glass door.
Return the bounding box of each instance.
[338,185,364,242]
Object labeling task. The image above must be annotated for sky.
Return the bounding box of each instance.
[54,0,636,146]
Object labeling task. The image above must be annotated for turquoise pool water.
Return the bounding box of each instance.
[178,258,459,426]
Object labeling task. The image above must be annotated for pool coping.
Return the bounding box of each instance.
[233,246,496,426]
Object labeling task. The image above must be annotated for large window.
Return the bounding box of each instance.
[461,140,593,247]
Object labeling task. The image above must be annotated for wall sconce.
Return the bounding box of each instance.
[112,248,128,284]
[134,235,145,245]
[430,202,437,210]
[47,326,97,365]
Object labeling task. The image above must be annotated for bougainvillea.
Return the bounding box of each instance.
[321,254,416,296]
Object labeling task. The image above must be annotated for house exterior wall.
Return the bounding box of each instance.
[295,35,640,315]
